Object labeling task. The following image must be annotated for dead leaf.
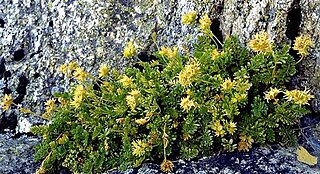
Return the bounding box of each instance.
[297,145,318,166]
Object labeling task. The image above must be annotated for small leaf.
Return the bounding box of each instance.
[297,146,318,166]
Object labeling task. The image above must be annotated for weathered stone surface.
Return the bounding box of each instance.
[0,133,40,174]
[0,0,319,173]
[108,146,320,174]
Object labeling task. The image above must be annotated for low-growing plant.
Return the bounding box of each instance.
[1,13,314,173]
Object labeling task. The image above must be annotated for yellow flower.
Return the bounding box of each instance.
[180,96,195,112]
[132,140,148,157]
[211,48,224,60]
[45,98,56,113]
[123,41,135,58]
[74,85,85,96]
[248,31,273,53]
[284,89,314,106]
[199,14,212,34]
[58,97,67,107]
[211,120,225,137]
[264,88,280,102]
[58,64,68,74]
[98,64,109,78]
[70,85,85,109]
[135,118,148,125]
[126,95,136,111]
[178,59,200,87]
[129,89,140,97]
[119,75,133,87]
[159,46,178,59]
[238,133,254,152]
[160,159,174,172]
[73,67,87,81]
[68,61,79,71]
[70,96,83,109]
[293,35,313,57]
[221,78,235,91]
[181,11,197,25]
[57,134,69,144]
[20,107,33,114]
[1,94,13,111]
[227,121,237,135]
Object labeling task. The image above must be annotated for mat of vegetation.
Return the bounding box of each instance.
[1,13,315,173]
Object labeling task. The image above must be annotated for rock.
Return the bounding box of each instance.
[0,133,40,174]
[0,112,17,132]
[16,116,32,133]
[107,146,320,174]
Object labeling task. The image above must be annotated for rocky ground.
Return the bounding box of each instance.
[0,0,320,173]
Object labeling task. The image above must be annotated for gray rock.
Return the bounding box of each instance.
[0,133,40,174]
[107,146,320,174]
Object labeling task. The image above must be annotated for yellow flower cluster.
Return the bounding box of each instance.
[238,133,254,152]
[159,46,178,59]
[129,89,140,97]
[41,98,56,119]
[126,95,136,111]
[180,96,196,112]
[226,121,237,135]
[199,14,212,34]
[178,59,200,87]
[284,89,314,106]
[264,87,281,103]
[123,41,135,58]
[211,48,224,60]
[132,140,148,157]
[293,35,313,57]
[45,98,56,113]
[119,75,133,87]
[248,31,273,53]
[160,159,174,172]
[98,64,109,78]
[1,94,13,111]
[211,120,225,137]
[73,67,87,82]
[58,61,79,76]
[221,78,235,91]
[70,85,85,108]
[181,11,197,25]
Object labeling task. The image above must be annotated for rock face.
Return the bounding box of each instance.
[0,0,319,173]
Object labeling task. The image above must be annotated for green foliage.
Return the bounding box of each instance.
[29,34,313,173]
